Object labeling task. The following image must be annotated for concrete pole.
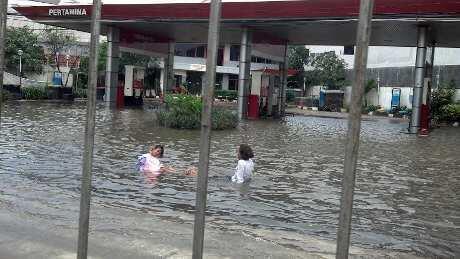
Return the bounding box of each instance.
[160,68,165,94]
[238,28,251,120]
[105,26,120,107]
[280,43,288,116]
[165,42,175,92]
[0,0,6,129]
[336,1,374,258]
[77,0,102,258]
[409,26,427,134]
[192,0,221,258]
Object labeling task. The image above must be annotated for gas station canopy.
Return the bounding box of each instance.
[13,0,460,47]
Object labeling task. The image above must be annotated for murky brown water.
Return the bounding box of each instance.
[0,101,459,257]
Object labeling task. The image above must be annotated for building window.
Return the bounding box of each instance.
[217,47,224,66]
[196,46,206,58]
[228,74,239,91]
[174,75,182,87]
[230,45,240,61]
[186,48,196,57]
[176,44,207,58]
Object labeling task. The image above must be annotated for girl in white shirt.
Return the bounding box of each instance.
[136,145,174,174]
[231,144,254,184]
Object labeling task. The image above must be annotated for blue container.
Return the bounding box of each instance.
[52,72,63,86]
[391,88,401,108]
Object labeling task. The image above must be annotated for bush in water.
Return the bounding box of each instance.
[158,94,237,130]
[211,107,238,130]
[21,86,48,100]
[73,88,87,98]
[215,90,237,101]
[439,104,460,122]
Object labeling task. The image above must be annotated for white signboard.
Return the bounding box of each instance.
[48,8,87,16]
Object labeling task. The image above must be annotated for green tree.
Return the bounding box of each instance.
[41,27,77,69]
[308,51,347,90]
[287,46,309,91]
[5,26,45,74]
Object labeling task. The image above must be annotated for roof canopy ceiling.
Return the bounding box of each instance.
[13,0,460,48]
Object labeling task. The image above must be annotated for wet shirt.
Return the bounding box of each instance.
[231,159,254,184]
[136,153,162,173]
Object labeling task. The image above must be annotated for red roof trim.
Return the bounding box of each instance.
[14,0,460,21]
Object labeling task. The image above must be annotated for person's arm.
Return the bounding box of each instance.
[160,165,175,173]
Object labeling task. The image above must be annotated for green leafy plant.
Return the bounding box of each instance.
[5,26,45,74]
[431,87,456,122]
[22,86,48,100]
[215,90,237,101]
[73,88,87,98]
[365,104,378,113]
[158,94,237,130]
[439,104,460,122]
[211,108,238,130]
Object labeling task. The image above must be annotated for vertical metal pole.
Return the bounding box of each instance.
[336,1,374,258]
[19,55,22,87]
[77,0,102,258]
[377,72,380,106]
[409,26,427,134]
[280,43,288,116]
[192,0,221,258]
[238,28,251,120]
[0,0,6,129]
[105,26,120,106]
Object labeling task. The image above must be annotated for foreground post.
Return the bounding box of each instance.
[77,0,102,258]
[280,43,288,116]
[409,26,428,134]
[336,0,374,258]
[192,0,221,258]
[0,0,8,129]
[237,27,251,120]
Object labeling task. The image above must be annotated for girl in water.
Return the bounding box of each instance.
[136,145,175,174]
[184,144,255,183]
[231,144,254,183]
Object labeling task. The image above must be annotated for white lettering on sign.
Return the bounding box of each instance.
[48,8,87,16]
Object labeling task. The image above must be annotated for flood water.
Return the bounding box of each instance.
[0,101,459,257]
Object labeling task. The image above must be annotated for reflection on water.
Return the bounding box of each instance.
[0,102,459,257]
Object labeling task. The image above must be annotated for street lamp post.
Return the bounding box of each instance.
[18,49,23,87]
[65,54,70,87]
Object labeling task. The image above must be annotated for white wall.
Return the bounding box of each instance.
[455,89,460,102]
[344,86,414,110]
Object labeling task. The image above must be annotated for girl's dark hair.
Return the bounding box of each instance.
[239,144,254,160]
[152,144,164,158]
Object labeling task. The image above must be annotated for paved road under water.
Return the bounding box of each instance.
[0,101,459,258]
